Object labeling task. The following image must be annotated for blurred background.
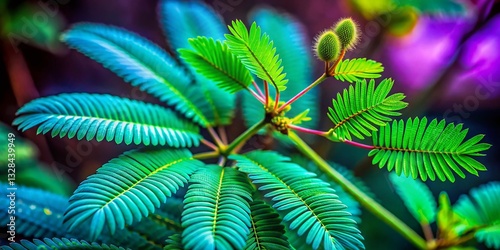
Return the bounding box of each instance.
[1,0,499,249]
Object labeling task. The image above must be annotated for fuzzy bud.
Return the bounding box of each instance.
[314,31,341,62]
[333,18,359,50]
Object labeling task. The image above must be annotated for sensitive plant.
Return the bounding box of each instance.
[1,1,497,249]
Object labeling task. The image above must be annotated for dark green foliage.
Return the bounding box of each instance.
[231,151,364,250]
[181,165,253,250]
[14,94,201,147]
[164,234,184,250]
[0,123,73,195]
[179,37,253,93]
[245,198,290,250]
[1,238,125,250]
[64,148,203,240]
[369,118,490,182]
[333,59,384,83]
[328,79,407,140]
[226,20,288,92]
[454,182,500,249]
[389,174,437,224]
[0,184,68,239]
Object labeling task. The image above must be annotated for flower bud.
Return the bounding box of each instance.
[314,30,341,62]
[334,18,359,50]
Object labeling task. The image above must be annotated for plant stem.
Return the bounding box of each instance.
[218,126,228,144]
[252,81,265,99]
[341,139,375,150]
[264,80,270,107]
[223,119,267,155]
[288,125,327,136]
[200,139,218,151]
[277,74,327,113]
[288,131,427,250]
[249,88,265,104]
[421,222,434,242]
[207,126,226,149]
[193,151,219,160]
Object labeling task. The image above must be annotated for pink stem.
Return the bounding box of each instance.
[288,125,327,136]
[252,81,265,98]
[342,139,375,150]
[249,88,265,104]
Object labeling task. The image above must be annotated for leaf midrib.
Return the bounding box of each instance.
[100,157,190,210]
[332,98,388,131]
[232,32,284,91]
[212,168,225,237]
[50,114,197,135]
[246,158,335,244]
[195,52,250,90]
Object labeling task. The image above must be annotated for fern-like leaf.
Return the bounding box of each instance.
[389,173,437,224]
[13,93,201,147]
[294,156,375,223]
[182,165,253,250]
[0,184,68,239]
[64,148,203,240]
[369,118,491,182]
[328,79,407,140]
[454,182,500,249]
[242,8,318,129]
[231,151,364,250]
[179,37,253,93]
[333,58,384,83]
[159,0,226,52]
[225,20,288,91]
[1,238,125,250]
[61,23,211,126]
[245,198,290,250]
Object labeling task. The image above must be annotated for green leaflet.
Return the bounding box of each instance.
[13,93,201,148]
[182,165,253,250]
[61,23,211,126]
[369,117,490,182]
[244,198,290,250]
[333,58,384,83]
[454,182,500,249]
[179,37,253,93]
[164,234,184,250]
[64,148,203,241]
[1,238,125,250]
[0,184,68,239]
[389,173,437,224]
[231,151,364,250]
[243,7,319,130]
[225,20,288,92]
[328,78,407,140]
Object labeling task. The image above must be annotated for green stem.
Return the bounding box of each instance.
[223,119,267,155]
[193,151,219,160]
[288,132,427,249]
[277,74,327,113]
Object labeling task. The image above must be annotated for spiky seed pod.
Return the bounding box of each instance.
[334,18,359,50]
[314,30,341,62]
